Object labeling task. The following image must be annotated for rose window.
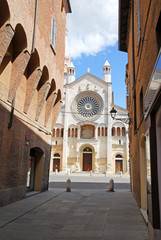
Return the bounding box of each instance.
[72,91,103,121]
[77,96,99,117]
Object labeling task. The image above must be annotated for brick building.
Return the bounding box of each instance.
[119,0,161,239]
[0,0,71,206]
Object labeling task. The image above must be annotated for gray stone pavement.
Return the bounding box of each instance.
[0,173,148,240]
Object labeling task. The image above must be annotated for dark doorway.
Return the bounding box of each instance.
[26,147,43,192]
[83,153,92,171]
[53,159,60,171]
[115,160,123,173]
[53,153,60,172]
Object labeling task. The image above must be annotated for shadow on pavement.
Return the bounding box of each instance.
[49,182,130,190]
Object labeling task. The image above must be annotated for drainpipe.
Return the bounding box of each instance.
[31,0,38,54]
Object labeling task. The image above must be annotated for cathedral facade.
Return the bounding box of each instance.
[50,60,129,174]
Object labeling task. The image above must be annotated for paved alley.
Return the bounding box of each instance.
[0,174,148,240]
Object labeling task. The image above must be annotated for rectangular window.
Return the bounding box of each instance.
[51,17,56,51]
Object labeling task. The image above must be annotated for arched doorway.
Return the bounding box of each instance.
[26,147,44,192]
[53,153,60,172]
[115,154,123,173]
[83,147,92,171]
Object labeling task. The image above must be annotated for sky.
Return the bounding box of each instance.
[66,0,127,109]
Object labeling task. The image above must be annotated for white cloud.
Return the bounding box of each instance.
[67,0,118,59]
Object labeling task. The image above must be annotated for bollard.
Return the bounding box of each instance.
[120,171,122,177]
[66,178,71,192]
[108,179,114,192]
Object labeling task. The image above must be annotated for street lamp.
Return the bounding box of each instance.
[110,107,132,125]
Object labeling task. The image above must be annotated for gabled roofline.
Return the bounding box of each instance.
[66,72,108,87]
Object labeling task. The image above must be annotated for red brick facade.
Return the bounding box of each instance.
[119,0,161,238]
[0,0,71,206]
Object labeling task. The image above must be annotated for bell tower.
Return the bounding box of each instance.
[102,60,111,83]
[67,61,75,84]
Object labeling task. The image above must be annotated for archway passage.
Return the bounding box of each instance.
[26,147,44,192]
[115,154,123,173]
[83,147,92,171]
[53,153,60,172]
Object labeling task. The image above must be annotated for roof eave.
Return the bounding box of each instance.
[118,0,130,52]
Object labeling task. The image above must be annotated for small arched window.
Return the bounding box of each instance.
[53,153,60,158]
[75,128,78,137]
[102,127,104,136]
[61,128,64,137]
[68,128,70,137]
[117,127,120,136]
[56,128,59,137]
[98,127,100,136]
[83,147,92,152]
[105,127,107,136]
[122,127,125,136]
[72,128,74,137]
[115,154,122,159]
[112,127,115,136]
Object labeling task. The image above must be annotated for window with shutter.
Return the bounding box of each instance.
[51,17,56,51]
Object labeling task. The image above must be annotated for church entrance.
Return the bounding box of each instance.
[83,153,92,171]
[115,154,123,173]
[83,147,92,171]
[53,153,60,172]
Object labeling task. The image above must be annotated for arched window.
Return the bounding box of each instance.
[75,128,78,137]
[116,154,122,159]
[112,127,115,136]
[117,127,120,136]
[68,128,70,137]
[98,127,100,136]
[122,127,125,136]
[83,147,92,152]
[102,127,104,136]
[61,128,64,137]
[105,127,107,136]
[72,128,74,137]
[56,128,59,137]
[53,153,60,157]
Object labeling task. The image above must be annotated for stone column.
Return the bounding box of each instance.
[95,125,98,139]
[77,125,81,139]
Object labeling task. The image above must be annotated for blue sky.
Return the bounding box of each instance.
[67,0,128,109]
